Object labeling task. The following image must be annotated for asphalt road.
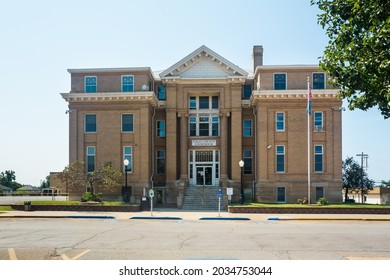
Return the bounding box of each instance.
[1,217,390,260]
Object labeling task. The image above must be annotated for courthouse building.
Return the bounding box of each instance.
[60,45,343,208]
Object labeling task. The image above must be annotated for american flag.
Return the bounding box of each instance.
[306,81,312,116]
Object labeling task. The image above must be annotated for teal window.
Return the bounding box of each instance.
[199,96,209,109]
[156,120,165,137]
[314,112,323,131]
[199,116,209,136]
[122,114,134,132]
[276,145,285,173]
[156,150,165,175]
[85,114,96,132]
[157,85,166,100]
[313,73,325,89]
[276,112,285,131]
[212,116,219,136]
[86,146,95,172]
[274,73,286,90]
[243,119,252,137]
[243,150,253,174]
[242,84,252,99]
[189,115,219,137]
[123,146,133,173]
[85,76,97,93]
[314,145,324,172]
[189,117,197,136]
[212,96,219,109]
[122,75,134,92]
[189,97,197,109]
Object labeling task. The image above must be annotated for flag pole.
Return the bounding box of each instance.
[307,77,311,204]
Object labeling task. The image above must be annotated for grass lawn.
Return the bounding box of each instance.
[0,206,13,211]
[27,200,126,206]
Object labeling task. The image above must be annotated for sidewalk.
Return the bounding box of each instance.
[1,209,390,221]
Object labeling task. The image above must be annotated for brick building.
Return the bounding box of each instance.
[60,45,343,208]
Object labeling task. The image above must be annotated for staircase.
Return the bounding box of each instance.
[182,186,226,211]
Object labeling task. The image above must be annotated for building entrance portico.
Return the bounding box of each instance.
[189,150,219,187]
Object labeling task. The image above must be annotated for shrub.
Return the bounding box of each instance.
[317,197,328,205]
[81,192,102,202]
[297,197,308,204]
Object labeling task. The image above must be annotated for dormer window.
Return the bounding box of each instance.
[122,75,134,92]
[85,76,97,93]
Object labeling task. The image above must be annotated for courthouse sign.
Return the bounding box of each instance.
[191,140,217,146]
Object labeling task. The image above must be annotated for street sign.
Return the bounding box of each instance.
[227,188,233,195]
[149,189,154,198]
[218,189,222,198]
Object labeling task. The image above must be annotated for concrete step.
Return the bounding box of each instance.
[182,186,226,210]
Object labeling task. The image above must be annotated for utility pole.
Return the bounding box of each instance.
[356,152,368,203]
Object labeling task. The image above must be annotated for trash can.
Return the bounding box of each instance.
[24,201,32,211]
[140,197,149,211]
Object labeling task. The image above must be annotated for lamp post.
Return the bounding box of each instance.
[239,160,245,204]
[123,159,129,203]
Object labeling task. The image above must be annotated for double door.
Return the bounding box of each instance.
[196,165,213,186]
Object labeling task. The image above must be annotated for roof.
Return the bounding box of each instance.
[159,45,248,78]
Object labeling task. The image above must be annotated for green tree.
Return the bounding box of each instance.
[381,180,390,187]
[342,156,375,202]
[0,170,22,190]
[57,161,88,194]
[311,0,390,118]
[40,175,51,189]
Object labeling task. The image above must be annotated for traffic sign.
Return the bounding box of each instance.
[149,189,154,198]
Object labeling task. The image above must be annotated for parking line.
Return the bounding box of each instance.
[8,248,17,260]
[61,249,91,260]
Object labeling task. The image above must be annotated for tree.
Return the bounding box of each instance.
[342,156,375,202]
[381,180,390,187]
[311,0,390,118]
[0,170,22,190]
[40,175,50,189]
[57,161,123,198]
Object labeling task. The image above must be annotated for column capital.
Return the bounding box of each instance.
[177,112,189,118]
[219,111,230,118]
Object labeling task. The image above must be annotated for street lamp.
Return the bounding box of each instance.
[123,159,130,203]
[239,160,245,204]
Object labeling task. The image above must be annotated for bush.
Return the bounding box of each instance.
[297,197,308,204]
[317,197,328,205]
[81,192,102,202]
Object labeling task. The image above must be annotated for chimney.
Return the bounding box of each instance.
[252,45,263,71]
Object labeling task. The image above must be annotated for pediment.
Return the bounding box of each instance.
[160,45,248,79]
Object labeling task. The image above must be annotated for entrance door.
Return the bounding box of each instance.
[196,166,213,186]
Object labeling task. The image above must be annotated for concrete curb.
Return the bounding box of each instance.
[199,217,251,221]
[0,215,116,219]
[130,216,182,220]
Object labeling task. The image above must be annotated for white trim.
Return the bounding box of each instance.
[84,76,97,93]
[123,146,133,173]
[314,111,324,131]
[121,75,134,92]
[68,67,153,74]
[273,72,287,90]
[275,112,285,132]
[314,144,324,173]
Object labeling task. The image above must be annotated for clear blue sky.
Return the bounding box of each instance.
[0,0,389,186]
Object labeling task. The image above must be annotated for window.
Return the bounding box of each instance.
[156,150,165,175]
[156,120,165,137]
[212,96,219,109]
[243,150,253,174]
[276,112,285,131]
[277,187,286,203]
[316,187,325,202]
[199,96,209,109]
[157,85,166,100]
[314,145,324,172]
[243,119,252,137]
[274,73,286,90]
[123,146,133,173]
[276,145,285,173]
[86,146,95,172]
[122,114,134,132]
[85,114,96,133]
[189,96,219,110]
[314,112,323,131]
[188,115,219,137]
[313,73,325,89]
[242,84,252,100]
[85,76,97,93]
[121,75,134,92]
